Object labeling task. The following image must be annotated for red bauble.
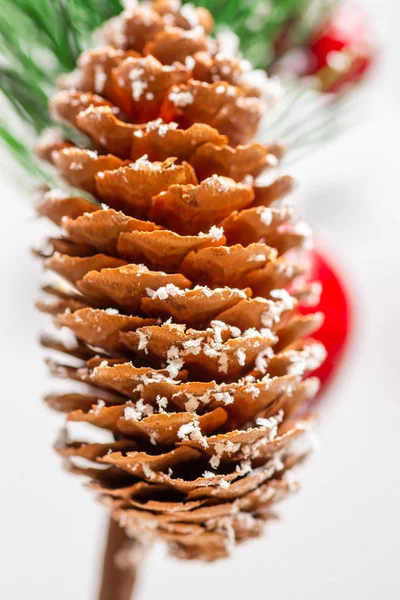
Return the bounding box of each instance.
[300,248,352,396]
[307,6,375,92]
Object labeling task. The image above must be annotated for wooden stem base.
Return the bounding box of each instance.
[98,517,145,600]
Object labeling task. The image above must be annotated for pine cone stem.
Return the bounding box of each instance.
[99,518,146,600]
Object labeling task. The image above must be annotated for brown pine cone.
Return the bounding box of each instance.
[35,0,326,562]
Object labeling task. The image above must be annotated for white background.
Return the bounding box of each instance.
[0,0,399,598]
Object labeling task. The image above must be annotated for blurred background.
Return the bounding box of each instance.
[0,0,399,598]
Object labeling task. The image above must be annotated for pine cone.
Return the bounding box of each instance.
[35,0,326,562]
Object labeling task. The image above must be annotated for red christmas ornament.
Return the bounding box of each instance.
[300,247,352,396]
[306,6,375,92]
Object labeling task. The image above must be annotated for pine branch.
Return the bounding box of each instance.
[0,0,125,117]
[0,123,54,183]
[0,0,124,184]
[184,0,339,69]
[0,68,51,133]
[0,0,346,184]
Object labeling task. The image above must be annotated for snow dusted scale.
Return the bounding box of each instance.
[35,0,326,562]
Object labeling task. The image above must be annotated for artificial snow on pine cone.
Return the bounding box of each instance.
[35,0,326,562]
